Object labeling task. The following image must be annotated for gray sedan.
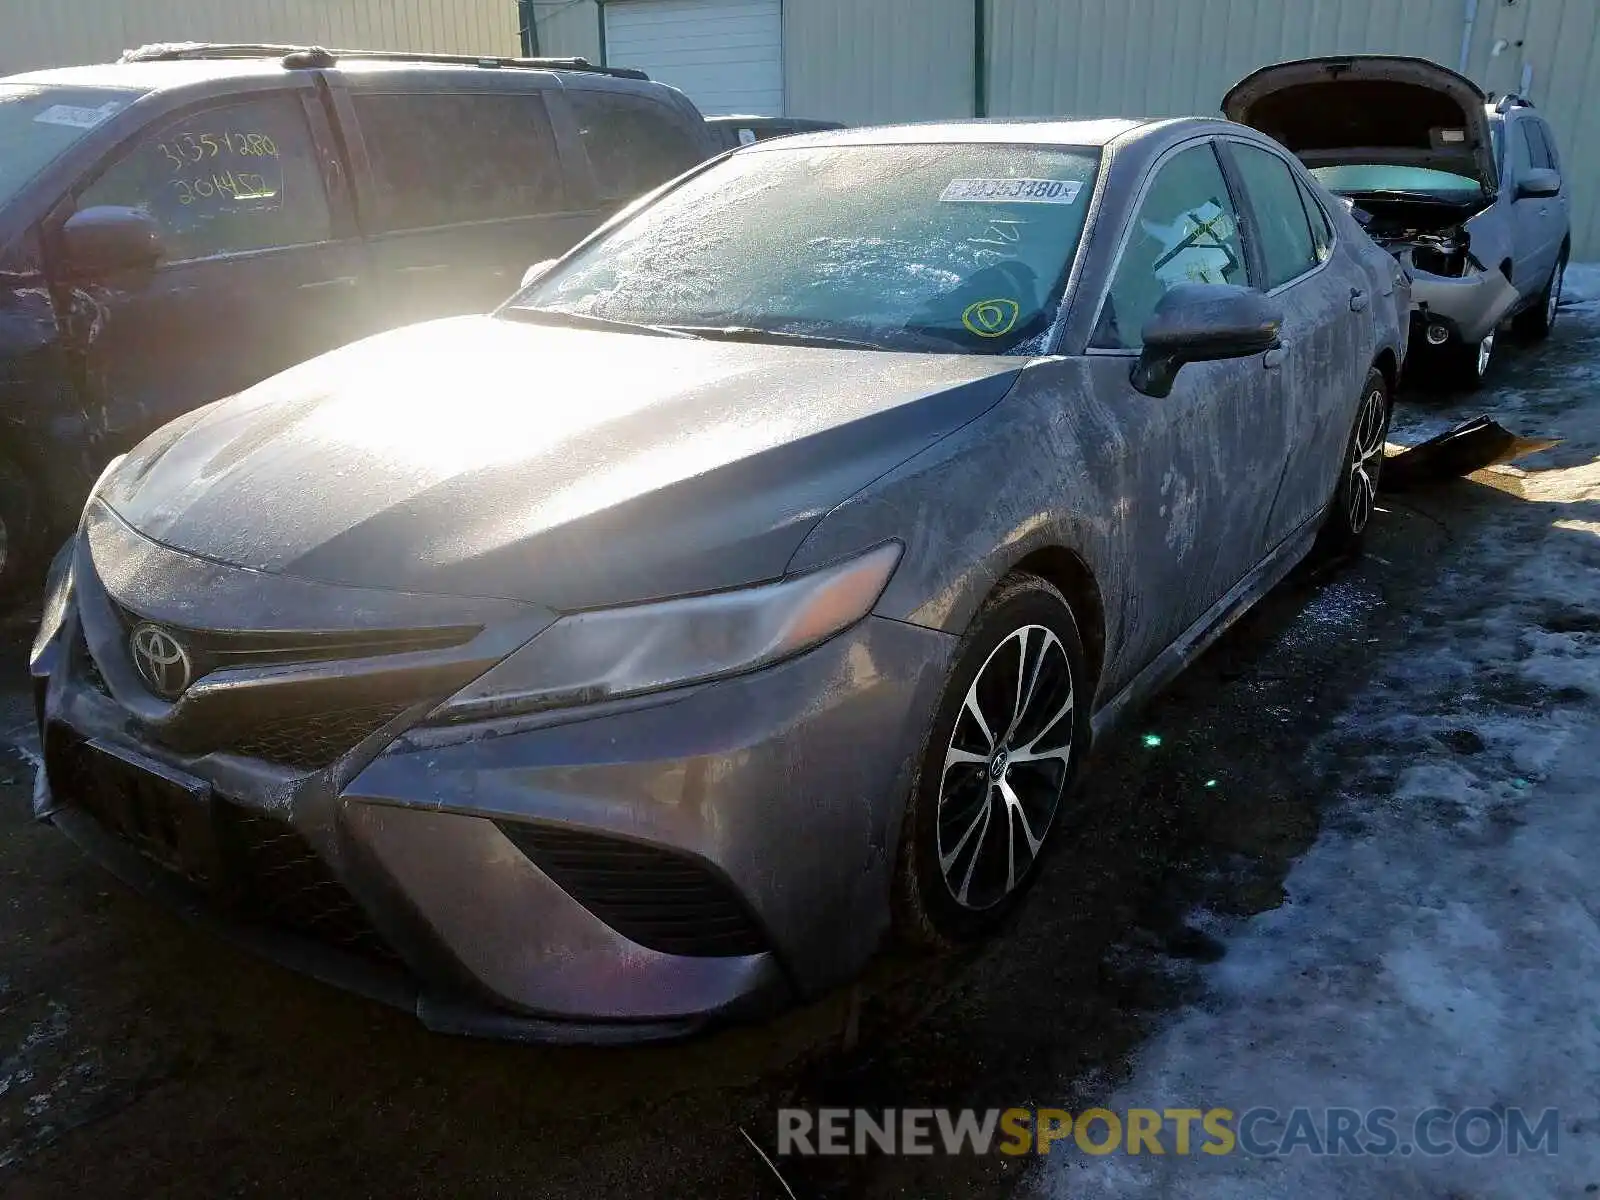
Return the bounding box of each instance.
[30,116,1408,1041]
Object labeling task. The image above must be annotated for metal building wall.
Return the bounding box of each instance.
[782,0,973,124]
[0,0,520,74]
[986,0,1600,258]
[532,0,602,61]
[531,0,973,124]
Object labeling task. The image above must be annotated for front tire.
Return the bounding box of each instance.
[1318,367,1390,555]
[1440,327,1496,391]
[1515,251,1565,340]
[895,574,1091,947]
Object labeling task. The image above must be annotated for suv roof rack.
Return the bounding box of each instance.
[1492,92,1536,112]
[119,42,649,80]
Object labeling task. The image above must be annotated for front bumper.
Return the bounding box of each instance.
[33,521,955,1041]
[1407,264,1520,344]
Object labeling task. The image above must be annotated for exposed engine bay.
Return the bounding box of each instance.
[1345,195,1488,278]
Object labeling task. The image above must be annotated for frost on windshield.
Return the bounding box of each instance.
[523,143,1100,354]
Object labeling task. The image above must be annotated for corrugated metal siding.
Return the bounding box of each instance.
[0,0,520,74]
[533,0,602,61]
[783,0,972,124]
[985,0,1463,119]
[985,0,1600,257]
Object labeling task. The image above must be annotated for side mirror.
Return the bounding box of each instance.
[1131,284,1282,398]
[60,206,163,278]
[519,258,559,290]
[1516,168,1561,199]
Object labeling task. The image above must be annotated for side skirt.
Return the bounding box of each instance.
[1088,508,1325,747]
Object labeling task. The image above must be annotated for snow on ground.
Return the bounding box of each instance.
[1035,280,1600,1198]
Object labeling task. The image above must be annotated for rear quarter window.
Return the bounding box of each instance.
[354,90,562,231]
[567,89,707,203]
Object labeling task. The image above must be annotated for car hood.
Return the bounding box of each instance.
[1223,55,1496,191]
[102,315,1023,609]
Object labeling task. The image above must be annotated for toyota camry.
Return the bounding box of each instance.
[30,116,1408,1041]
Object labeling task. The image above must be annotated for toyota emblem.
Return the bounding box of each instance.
[129,623,193,699]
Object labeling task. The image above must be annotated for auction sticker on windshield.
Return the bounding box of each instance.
[34,101,123,129]
[941,177,1083,204]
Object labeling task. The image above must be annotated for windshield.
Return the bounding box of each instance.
[510,143,1101,354]
[1311,164,1481,198]
[0,84,137,209]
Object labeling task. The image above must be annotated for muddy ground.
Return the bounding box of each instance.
[0,315,1589,1198]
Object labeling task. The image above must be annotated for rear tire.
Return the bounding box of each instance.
[1515,251,1565,340]
[895,574,1091,948]
[1317,367,1390,556]
[0,458,37,601]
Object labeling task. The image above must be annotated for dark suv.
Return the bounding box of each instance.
[0,43,717,591]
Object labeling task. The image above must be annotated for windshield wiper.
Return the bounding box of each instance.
[660,324,886,351]
[501,307,698,339]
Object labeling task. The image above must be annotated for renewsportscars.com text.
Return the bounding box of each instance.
[776,1106,1560,1158]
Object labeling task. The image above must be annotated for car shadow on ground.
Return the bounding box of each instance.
[1,325,1594,1199]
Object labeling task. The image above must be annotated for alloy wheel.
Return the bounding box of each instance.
[936,624,1074,910]
[1347,384,1387,534]
[1547,263,1563,327]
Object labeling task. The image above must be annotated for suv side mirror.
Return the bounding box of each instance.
[60,206,163,278]
[1132,284,1282,398]
[519,258,559,290]
[1516,168,1561,199]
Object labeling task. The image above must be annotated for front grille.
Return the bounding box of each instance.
[224,700,414,770]
[106,602,479,688]
[498,822,768,958]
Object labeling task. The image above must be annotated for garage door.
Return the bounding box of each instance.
[604,0,783,116]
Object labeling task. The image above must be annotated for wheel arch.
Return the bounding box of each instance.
[1372,348,1398,397]
[992,544,1107,699]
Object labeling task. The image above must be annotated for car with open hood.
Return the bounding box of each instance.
[1225,54,1571,388]
[32,115,1406,1042]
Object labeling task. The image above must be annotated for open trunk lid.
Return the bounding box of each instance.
[1222,55,1497,193]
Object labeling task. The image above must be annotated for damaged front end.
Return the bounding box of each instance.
[1360,203,1518,345]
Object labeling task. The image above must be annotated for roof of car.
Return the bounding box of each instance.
[751,117,1155,151]
[4,46,655,91]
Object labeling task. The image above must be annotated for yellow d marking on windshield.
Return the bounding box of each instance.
[962,298,1021,337]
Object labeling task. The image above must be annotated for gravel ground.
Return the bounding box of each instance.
[1,285,1594,1198]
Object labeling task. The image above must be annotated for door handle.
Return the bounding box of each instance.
[1263,347,1286,369]
[1349,288,1369,312]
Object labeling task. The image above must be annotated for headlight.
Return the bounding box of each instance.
[430,541,902,723]
[29,540,76,667]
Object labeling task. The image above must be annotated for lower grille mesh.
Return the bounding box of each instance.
[498,822,768,958]
[47,730,401,969]
[217,803,402,966]
[225,702,414,770]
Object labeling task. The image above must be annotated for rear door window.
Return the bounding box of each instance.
[1295,175,1334,263]
[1092,141,1250,350]
[1230,143,1320,290]
[354,91,562,231]
[78,94,332,261]
[568,90,705,203]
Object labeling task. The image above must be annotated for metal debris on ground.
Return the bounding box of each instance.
[1383,416,1561,491]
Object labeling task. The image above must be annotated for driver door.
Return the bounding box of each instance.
[1086,139,1286,675]
[50,88,372,458]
